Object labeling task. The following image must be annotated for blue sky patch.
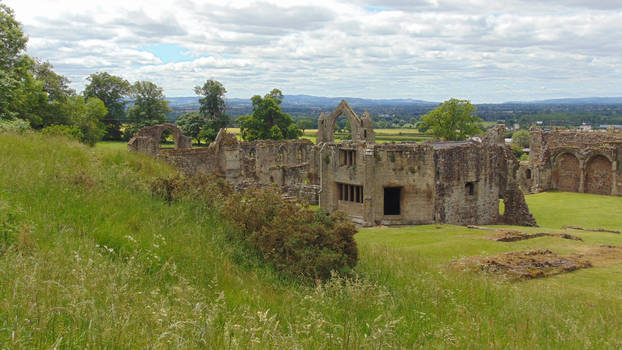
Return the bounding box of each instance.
[141,43,193,64]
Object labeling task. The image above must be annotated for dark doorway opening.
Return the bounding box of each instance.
[384,187,401,215]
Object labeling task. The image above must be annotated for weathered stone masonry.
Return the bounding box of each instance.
[129,124,320,202]
[129,100,536,227]
[520,127,622,196]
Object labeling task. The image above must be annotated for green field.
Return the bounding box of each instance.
[225,128,433,143]
[2,133,622,348]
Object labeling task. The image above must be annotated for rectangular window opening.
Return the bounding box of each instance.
[340,150,356,166]
[337,183,363,203]
[465,182,475,196]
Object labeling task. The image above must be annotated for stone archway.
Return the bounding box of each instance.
[585,155,613,195]
[316,100,374,144]
[151,123,190,149]
[128,123,192,155]
[554,152,580,192]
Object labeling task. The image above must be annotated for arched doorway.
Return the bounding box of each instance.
[585,155,612,195]
[159,128,175,149]
[555,153,580,192]
[127,123,192,155]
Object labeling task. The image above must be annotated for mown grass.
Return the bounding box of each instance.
[1,133,622,348]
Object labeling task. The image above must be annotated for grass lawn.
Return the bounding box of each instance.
[357,191,622,295]
[95,140,128,151]
[4,133,622,348]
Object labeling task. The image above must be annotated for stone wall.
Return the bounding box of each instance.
[157,129,320,203]
[129,103,536,227]
[522,128,622,196]
[318,125,536,226]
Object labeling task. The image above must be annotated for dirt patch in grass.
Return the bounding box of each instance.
[465,226,583,242]
[489,230,583,242]
[450,249,592,280]
[451,246,622,280]
[578,245,622,267]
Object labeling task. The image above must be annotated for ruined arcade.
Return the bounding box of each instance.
[520,127,622,196]
[129,101,537,227]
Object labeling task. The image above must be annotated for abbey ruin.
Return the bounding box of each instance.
[519,127,622,196]
[129,100,537,227]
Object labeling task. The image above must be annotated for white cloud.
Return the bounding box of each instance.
[5,0,622,102]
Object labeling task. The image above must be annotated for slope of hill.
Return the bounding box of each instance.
[1,133,621,348]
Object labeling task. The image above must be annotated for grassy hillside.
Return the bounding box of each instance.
[1,133,621,348]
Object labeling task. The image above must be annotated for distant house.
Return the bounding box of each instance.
[578,123,592,131]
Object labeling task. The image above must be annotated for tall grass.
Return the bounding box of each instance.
[0,133,621,348]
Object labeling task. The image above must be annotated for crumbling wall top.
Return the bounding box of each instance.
[482,124,506,146]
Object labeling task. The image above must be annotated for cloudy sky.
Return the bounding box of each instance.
[5,0,622,102]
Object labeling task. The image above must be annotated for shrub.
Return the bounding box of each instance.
[0,118,31,133]
[40,124,83,141]
[222,186,358,280]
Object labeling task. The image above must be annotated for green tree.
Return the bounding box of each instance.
[176,112,206,145]
[238,89,302,141]
[200,112,229,143]
[0,3,29,120]
[418,98,482,141]
[66,96,108,146]
[0,4,27,70]
[125,81,170,139]
[509,142,524,159]
[192,79,230,143]
[512,129,530,149]
[194,79,227,120]
[30,60,75,127]
[3,58,75,129]
[83,72,131,140]
[296,118,313,133]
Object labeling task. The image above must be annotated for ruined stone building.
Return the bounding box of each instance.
[519,127,622,196]
[129,101,536,227]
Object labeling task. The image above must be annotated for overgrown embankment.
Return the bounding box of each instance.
[1,133,621,349]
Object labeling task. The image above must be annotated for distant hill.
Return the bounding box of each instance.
[280,95,436,107]
[504,97,622,105]
[166,95,437,108]
[165,95,622,124]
